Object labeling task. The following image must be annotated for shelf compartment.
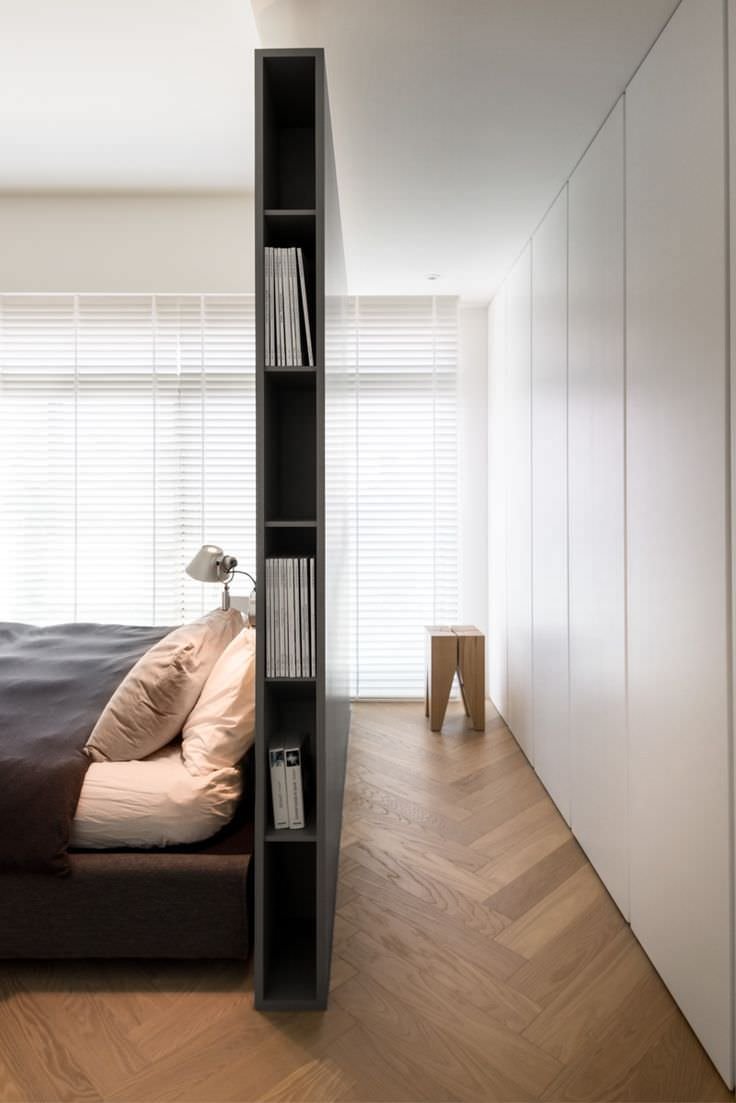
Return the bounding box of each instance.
[261,843,317,1005]
[263,213,316,365]
[263,682,315,839]
[262,56,315,210]
[264,376,316,522]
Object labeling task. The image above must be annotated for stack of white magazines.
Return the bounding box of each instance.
[264,246,314,367]
[269,734,306,830]
[266,556,316,678]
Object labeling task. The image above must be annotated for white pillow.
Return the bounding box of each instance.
[71,743,242,849]
[182,627,256,776]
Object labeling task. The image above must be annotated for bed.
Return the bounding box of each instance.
[0,613,255,960]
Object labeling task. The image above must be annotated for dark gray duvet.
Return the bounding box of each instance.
[0,621,169,875]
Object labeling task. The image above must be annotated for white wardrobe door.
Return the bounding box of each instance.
[531,189,569,819]
[626,0,732,1083]
[568,99,628,916]
[505,244,533,761]
[488,289,509,720]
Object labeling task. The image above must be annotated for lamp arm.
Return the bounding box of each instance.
[230,569,256,590]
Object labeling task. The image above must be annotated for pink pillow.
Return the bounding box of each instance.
[182,627,256,776]
[86,608,242,762]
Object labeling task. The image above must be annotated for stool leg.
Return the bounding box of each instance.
[458,671,471,716]
[458,635,485,732]
[429,635,457,732]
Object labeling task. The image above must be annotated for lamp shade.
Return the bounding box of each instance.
[186,545,226,583]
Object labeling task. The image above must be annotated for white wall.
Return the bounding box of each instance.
[0,194,254,292]
[531,187,569,820]
[488,0,734,1085]
[568,98,628,917]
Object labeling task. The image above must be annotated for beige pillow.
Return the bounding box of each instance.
[86,608,243,762]
[182,627,256,776]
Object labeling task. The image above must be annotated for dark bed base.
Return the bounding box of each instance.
[0,776,255,960]
[0,850,252,959]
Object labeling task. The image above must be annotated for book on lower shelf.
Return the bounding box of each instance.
[264,246,314,368]
[268,734,308,830]
[266,555,316,678]
[268,743,289,829]
[284,734,306,829]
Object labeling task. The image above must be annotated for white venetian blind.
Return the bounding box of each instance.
[0,292,462,699]
[352,296,459,697]
[0,294,255,626]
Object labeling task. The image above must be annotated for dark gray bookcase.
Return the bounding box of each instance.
[254,47,351,1010]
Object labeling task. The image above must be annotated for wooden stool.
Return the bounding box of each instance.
[425,625,486,733]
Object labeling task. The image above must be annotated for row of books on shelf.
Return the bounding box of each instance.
[265,246,314,368]
[266,556,316,678]
[269,734,307,830]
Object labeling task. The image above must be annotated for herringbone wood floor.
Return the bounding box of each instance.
[0,700,731,1102]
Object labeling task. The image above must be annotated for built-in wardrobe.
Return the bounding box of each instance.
[488,0,736,1085]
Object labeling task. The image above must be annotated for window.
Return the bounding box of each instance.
[0,293,463,698]
[349,296,459,697]
[0,295,255,626]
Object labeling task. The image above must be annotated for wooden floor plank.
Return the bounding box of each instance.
[485,837,587,919]
[0,1059,27,1103]
[454,758,546,813]
[337,861,522,978]
[508,892,625,1008]
[326,1024,436,1102]
[344,813,491,873]
[259,1057,357,1102]
[341,838,512,942]
[337,931,563,1098]
[476,812,573,889]
[348,757,472,823]
[332,971,549,1102]
[522,928,652,1062]
[540,972,680,1102]
[343,831,492,902]
[610,1014,732,1102]
[469,797,560,859]
[495,864,606,958]
[338,893,542,1032]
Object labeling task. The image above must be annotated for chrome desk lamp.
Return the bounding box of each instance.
[185,544,256,621]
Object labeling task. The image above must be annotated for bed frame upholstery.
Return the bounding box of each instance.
[0,755,254,960]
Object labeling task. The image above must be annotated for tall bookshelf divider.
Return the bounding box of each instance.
[254,48,350,1011]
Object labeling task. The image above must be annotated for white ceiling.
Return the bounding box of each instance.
[254,0,679,300]
[0,0,679,300]
[0,0,259,192]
